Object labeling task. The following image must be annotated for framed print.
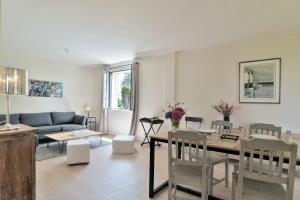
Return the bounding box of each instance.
[239,58,281,104]
[28,79,63,98]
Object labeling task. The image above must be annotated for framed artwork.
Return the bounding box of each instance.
[239,58,281,104]
[28,79,63,98]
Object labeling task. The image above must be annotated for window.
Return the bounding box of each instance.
[108,64,132,110]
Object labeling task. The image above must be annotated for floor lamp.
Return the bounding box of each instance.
[0,67,28,131]
[85,106,91,118]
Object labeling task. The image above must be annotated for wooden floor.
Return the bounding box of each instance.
[36,138,300,200]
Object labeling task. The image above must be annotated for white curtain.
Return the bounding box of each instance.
[99,64,109,134]
[129,62,139,135]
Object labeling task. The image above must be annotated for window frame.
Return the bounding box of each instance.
[107,63,132,110]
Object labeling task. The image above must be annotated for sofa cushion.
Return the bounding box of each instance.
[36,125,62,134]
[20,112,52,127]
[51,112,75,125]
[0,113,20,125]
[74,115,87,125]
[61,124,86,131]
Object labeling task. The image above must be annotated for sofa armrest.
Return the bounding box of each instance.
[74,115,87,126]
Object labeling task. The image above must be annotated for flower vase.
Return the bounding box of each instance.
[223,115,230,129]
[171,121,180,130]
[223,115,230,122]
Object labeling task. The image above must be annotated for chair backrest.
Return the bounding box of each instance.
[249,123,282,139]
[237,138,297,200]
[168,130,208,198]
[211,120,233,133]
[185,116,203,129]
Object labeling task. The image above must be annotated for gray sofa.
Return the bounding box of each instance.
[0,112,87,142]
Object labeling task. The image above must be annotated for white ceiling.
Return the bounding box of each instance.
[1,0,300,65]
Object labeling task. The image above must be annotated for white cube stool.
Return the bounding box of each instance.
[67,140,90,165]
[112,135,135,154]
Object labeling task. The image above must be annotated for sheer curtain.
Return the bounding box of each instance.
[99,64,109,134]
[129,62,139,136]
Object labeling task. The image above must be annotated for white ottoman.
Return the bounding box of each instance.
[112,135,135,154]
[67,140,90,165]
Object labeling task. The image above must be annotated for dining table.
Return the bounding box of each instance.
[148,129,300,199]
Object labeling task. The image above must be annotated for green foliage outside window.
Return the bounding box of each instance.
[121,72,131,109]
[114,71,131,109]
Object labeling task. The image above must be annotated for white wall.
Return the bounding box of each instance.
[176,32,300,132]
[135,53,176,140]
[0,52,101,129]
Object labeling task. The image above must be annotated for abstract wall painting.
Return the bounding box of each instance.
[239,58,281,104]
[28,79,63,98]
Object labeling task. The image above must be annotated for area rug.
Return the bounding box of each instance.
[36,136,111,161]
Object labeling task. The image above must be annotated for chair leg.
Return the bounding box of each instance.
[208,164,213,195]
[232,176,235,200]
[173,184,177,200]
[204,168,209,200]
[225,156,229,187]
[232,164,239,200]
[168,180,172,200]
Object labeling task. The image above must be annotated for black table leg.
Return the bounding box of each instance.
[149,138,169,198]
[177,142,182,159]
[177,185,201,197]
[58,141,65,154]
[150,126,160,146]
[149,138,155,198]
[58,141,60,153]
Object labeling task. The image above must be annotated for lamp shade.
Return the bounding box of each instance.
[0,67,28,95]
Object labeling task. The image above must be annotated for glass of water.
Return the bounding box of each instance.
[240,126,249,139]
[285,130,292,143]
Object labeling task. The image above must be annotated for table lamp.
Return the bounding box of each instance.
[0,67,28,131]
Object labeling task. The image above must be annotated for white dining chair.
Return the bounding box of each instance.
[211,120,233,134]
[232,138,297,200]
[206,120,233,194]
[249,123,282,139]
[249,123,282,170]
[168,130,208,200]
[187,120,232,195]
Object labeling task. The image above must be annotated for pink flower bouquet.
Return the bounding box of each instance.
[165,102,185,129]
[212,100,239,121]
